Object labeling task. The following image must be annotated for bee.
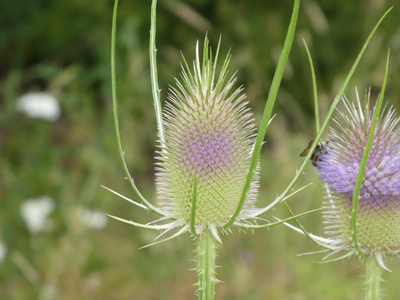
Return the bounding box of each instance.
[300,139,332,166]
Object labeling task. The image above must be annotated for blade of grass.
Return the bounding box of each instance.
[106,214,173,230]
[302,38,320,133]
[140,226,189,249]
[241,207,321,229]
[111,0,164,215]
[101,185,148,210]
[224,0,300,228]
[351,49,390,254]
[282,201,335,250]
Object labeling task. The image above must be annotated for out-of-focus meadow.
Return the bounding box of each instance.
[2,0,400,299]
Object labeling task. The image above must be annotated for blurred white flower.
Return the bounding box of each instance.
[16,92,61,121]
[0,242,7,262]
[81,209,107,230]
[20,196,55,234]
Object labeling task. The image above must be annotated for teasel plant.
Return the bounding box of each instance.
[283,9,395,300]
[105,0,389,298]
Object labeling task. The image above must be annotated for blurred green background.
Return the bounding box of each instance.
[2,0,400,299]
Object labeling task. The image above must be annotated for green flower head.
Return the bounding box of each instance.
[155,38,259,235]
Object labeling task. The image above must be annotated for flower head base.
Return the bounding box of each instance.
[318,92,400,258]
[155,38,259,234]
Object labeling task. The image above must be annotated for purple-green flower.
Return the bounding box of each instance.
[317,93,400,258]
[155,40,259,235]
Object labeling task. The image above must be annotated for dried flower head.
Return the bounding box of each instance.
[155,39,259,235]
[317,92,400,260]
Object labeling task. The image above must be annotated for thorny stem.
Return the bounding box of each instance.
[150,0,165,148]
[365,256,383,300]
[196,231,217,300]
[111,0,164,215]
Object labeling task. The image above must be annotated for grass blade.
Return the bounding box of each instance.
[224,0,300,228]
[302,38,320,133]
[351,49,390,254]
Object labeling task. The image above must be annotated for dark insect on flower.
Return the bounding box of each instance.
[300,139,332,166]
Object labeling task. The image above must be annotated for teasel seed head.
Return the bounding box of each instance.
[155,38,259,235]
[318,92,400,259]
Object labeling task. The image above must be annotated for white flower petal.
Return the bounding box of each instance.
[16,92,61,121]
[82,209,108,230]
[20,196,55,234]
[0,242,7,262]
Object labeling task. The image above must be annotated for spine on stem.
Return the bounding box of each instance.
[196,231,218,300]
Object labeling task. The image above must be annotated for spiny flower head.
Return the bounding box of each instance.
[318,92,400,259]
[155,38,259,234]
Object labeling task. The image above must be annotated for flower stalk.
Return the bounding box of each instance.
[365,256,383,300]
[196,231,218,300]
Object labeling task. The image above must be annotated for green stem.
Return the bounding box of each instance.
[111,0,164,215]
[196,231,217,300]
[365,256,383,300]
[150,0,165,148]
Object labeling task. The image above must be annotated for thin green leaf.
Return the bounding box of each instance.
[101,185,148,210]
[140,226,189,249]
[351,49,390,254]
[106,214,172,230]
[282,221,334,249]
[302,38,320,133]
[224,0,301,228]
[250,183,312,218]
[241,207,321,229]
[283,201,334,250]
[111,0,164,215]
